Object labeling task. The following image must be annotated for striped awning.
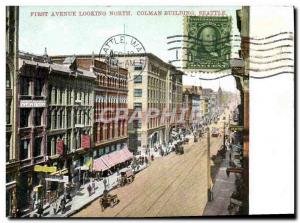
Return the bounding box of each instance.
[92,148,133,172]
[101,154,115,168]
[93,157,109,172]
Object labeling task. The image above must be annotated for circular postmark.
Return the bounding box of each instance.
[99,34,146,81]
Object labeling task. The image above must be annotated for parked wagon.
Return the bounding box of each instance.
[99,190,120,211]
[120,169,135,186]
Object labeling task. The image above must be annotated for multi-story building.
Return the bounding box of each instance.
[166,67,183,142]
[76,56,129,163]
[46,56,95,187]
[52,53,183,154]
[16,52,96,214]
[52,54,130,173]
[17,52,49,213]
[115,53,183,152]
[182,86,202,131]
[6,6,19,217]
[202,88,214,122]
[182,89,192,129]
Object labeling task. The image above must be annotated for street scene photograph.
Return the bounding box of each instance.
[5,4,294,218]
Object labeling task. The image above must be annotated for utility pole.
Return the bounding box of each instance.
[223,121,226,149]
[207,127,212,201]
[228,114,231,145]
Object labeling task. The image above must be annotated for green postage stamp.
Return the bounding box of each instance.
[183,16,232,72]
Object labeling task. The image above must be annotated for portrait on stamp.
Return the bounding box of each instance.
[183,16,232,71]
[197,26,221,57]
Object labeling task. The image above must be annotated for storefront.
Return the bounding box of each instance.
[6,166,18,217]
[6,181,17,217]
[32,164,63,209]
[93,148,133,176]
[148,128,165,149]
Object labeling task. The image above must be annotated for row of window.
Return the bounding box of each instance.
[97,75,127,89]
[19,130,92,160]
[48,85,92,106]
[20,77,44,97]
[19,137,42,160]
[48,108,92,130]
[20,108,44,128]
[148,76,166,89]
[149,63,167,76]
[47,130,89,156]
[92,143,126,159]
[147,102,165,111]
[94,120,127,143]
[19,107,92,129]
[148,89,166,101]
[148,116,163,129]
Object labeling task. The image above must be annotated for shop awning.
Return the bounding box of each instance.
[126,148,134,159]
[93,148,134,171]
[120,148,133,162]
[101,154,115,168]
[93,157,109,172]
[108,151,121,167]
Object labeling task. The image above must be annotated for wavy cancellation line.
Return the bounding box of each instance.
[248,65,294,72]
[167,44,293,53]
[185,71,294,81]
[172,65,294,79]
[167,37,293,46]
[166,32,293,42]
[169,57,293,65]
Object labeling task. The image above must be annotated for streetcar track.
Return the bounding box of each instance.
[145,147,207,216]
[143,147,207,215]
[117,135,222,217]
[112,140,205,217]
[153,127,224,216]
[73,121,225,217]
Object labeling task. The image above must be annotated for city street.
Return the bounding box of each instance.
[73,120,226,217]
[6,6,257,217]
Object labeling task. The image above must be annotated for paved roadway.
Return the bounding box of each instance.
[73,112,229,217]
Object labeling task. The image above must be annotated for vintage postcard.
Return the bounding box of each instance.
[5,5,294,218]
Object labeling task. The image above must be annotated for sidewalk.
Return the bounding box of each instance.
[30,163,148,218]
[203,151,236,216]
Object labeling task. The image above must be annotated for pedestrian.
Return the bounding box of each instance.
[59,197,66,214]
[92,179,95,193]
[103,177,107,190]
[87,184,92,196]
[37,203,43,217]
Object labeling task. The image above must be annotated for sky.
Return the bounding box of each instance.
[19,5,241,92]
